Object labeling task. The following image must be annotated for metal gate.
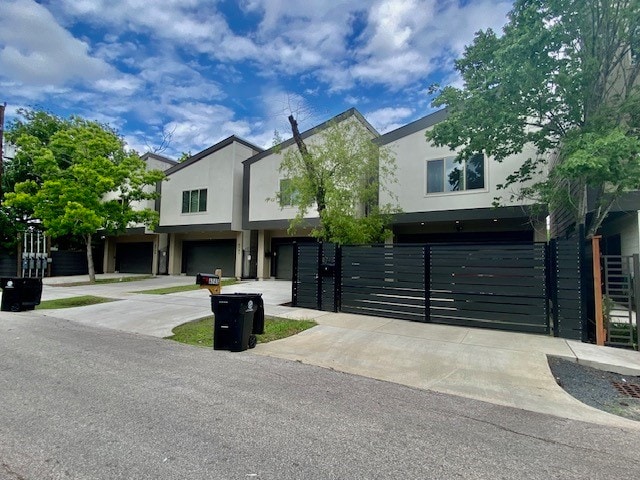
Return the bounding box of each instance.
[602,254,639,349]
[341,245,426,322]
[429,243,549,333]
[292,243,339,312]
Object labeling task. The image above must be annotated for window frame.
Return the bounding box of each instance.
[425,154,486,195]
[181,188,207,213]
[279,178,298,208]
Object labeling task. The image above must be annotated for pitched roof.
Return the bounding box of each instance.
[140,152,177,165]
[374,108,448,146]
[164,135,263,175]
[243,108,379,166]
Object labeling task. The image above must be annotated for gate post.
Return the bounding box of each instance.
[591,236,605,346]
[548,239,559,337]
[317,242,323,311]
[291,242,299,307]
[424,244,430,323]
[633,254,640,314]
[334,244,342,313]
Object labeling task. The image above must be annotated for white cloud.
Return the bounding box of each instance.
[365,106,414,133]
[1,0,515,162]
[351,0,512,88]
[0,0,110,85]
[161,102,252,153]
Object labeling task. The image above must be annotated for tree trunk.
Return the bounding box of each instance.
[85,234,96,283]
[287,114,329,240]
[288,115,309,157]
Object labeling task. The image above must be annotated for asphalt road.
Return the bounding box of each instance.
[1,314,639,480]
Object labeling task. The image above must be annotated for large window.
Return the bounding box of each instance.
[182,189,207,213]
[426,154,485,194]
[279,179,298,207]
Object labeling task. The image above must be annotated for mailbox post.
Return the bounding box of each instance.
[196,268,222,295]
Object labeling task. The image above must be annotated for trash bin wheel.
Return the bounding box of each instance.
[10,303,20,312]
[248,334,257,349]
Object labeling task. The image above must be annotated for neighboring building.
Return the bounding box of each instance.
[242,108,379,280]
[376,109,548,243]
[102,152,177,275]
[155,136,263,278]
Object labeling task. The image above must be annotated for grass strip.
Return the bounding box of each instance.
[134,279,238,295]
[54,275,155,287]
[165,315,316,347]
[36,296,117,309]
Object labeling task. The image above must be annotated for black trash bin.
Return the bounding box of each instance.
[1,277,43,312]
[210,293,264,352]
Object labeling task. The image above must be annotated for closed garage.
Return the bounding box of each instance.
[273,243,294,280]
[182,240,236,276]
[116,242,153,274]
[271,238,316,280]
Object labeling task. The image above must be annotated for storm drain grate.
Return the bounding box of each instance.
[612,382,640,398]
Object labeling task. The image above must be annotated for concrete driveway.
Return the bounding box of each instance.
[40,275,291,337]
[21,274,640,428]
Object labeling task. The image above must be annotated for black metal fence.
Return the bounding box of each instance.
[293,239,587,340]
[429,243,548,334]
[341,245,426,322]
[0,253,18,277]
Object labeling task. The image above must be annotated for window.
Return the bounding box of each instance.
[279,179,298,207]
[182,189,207,213]
[426,154,485,194]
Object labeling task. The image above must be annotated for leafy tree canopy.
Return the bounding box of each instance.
[3,112,165,281]
[277,117,400,245]
[426,0,640,237]
[1,109,72,250]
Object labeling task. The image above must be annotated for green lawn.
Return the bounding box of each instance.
[55,275,155,287]
[165,315,317,347]
[36,296,116,309]
[134,279,237,295]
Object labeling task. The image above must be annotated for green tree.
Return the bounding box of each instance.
[4,116,165,282]
[278,115,399,245]
[1,109,71,250]
[426,0,640,238]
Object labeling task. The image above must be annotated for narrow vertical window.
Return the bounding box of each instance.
[198,189,207,212]
[182,191,190,213]
[426,159,444,193]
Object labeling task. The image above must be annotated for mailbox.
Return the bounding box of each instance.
[196,269,222,295]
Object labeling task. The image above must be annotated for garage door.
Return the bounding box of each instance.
[116,242,153,274]
[274,243,294,280]
[183,240,235,276]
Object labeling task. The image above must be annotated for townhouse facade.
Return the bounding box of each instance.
[242,108,379,280]
[101,152,176,275]
[154,136,263,278]
[103,105,639,280]
[376,110,547,244]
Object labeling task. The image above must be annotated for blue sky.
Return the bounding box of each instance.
[0,0,512,159]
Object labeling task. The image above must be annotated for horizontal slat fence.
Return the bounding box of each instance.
[292,243,320,309]
[320,243,337,312]
[291,239,590,338]
[341,245,426,322]
[0,253,18,277]
[429,244,548,333]
[551,235,585,340]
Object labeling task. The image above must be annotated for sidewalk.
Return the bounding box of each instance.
[6,274,640,429]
